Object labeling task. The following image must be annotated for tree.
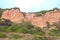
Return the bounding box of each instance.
[53,7,60,11]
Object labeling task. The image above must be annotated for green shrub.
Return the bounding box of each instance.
[0,33,6,38]
[0,26,8,32]
[15,22,45,36]
[48,29,60,36]
[15,22,34,33]
[30,27,45,36]
[32,36,46,40]
[10,34,21,39]
[0,22,45,36]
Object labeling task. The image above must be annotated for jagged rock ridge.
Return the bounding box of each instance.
[1,9,25,23]
[1,9,60,28]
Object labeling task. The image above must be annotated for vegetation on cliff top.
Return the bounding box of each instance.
[0,7,60,17]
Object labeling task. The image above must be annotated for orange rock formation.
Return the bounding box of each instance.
[1,9,25,23]
[1,9,60,28]
[31,10,60,28]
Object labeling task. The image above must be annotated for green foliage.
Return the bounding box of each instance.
[14,22,45,35]
[13,7,19,9]
[0,7,60,39]
[10,34,21,39]
[0,33,6,38]
[34,7,60,16]
[52,7,60,11]
[0,8,6,17]
[3,22,45,36]
[40,10,49,14]
[32,36,46,40]
[30,27,45,35]
[0,26,8,32]
[35,10,51,16]
[48,29,60,36]
[6,23,18,32]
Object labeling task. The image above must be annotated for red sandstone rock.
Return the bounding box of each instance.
[26,13,35,22]
[1,9,60,28]
[31,10,60,28]
[1,9,25,23]
[31,17,47,28]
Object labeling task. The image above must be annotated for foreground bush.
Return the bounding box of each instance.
[6,22,45,36]
[0,33,6,38]
[25,35,47,40]
[48,29,60,36]
[0,26,8,32]
[10,34,21,39]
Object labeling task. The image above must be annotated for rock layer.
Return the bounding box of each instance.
[31,10,60,28]
[1,9,25,23]
[1,9,60,28]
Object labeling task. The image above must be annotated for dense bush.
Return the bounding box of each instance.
[0,33,6,38]
[48,29,60,36]
[31,36,46,40]
[14,22,45,35]
[0,26,8,32]
[10,34,21,39]
[0,22,45,36]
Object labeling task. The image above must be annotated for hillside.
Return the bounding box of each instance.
[1,7,60,28]
[0,8,60,40]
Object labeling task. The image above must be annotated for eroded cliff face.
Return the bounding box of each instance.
[1,9,60,28]
[1,9,25,23]
[31,10,60,28]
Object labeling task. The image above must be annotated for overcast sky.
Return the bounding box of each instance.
[0,0,60,12]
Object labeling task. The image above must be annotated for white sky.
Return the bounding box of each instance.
[13,0,44,12]
[0,0,60,12]
[13,0,60,12]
